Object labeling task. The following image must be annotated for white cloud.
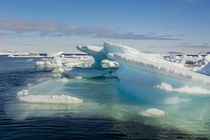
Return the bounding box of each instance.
[0,15,181,40]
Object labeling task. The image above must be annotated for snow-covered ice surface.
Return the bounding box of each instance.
[5,42,210,138]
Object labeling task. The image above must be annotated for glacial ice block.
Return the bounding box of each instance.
[76,42,210,103]
[76,41,210,84]
[77,45,106,69]
[76,45,120,69]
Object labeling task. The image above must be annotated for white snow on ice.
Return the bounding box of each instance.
[101,59,120,68]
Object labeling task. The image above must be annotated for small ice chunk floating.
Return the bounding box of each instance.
[77,42,210,103]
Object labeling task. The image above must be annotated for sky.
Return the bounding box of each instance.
[0,0,209,53]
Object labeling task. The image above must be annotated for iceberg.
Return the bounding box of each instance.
[78,42,210,83]
[77,42,210,103]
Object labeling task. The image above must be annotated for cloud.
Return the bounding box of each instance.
[94,32,181,40]
[0,15,181,40]
[0,32,15,38]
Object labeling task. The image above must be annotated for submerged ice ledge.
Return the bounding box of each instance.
[164,97,190,105]
[17,90,83,104]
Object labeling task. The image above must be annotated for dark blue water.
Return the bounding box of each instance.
[0,56,207,139]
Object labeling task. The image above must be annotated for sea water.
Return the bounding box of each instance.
[0,55,210,139]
